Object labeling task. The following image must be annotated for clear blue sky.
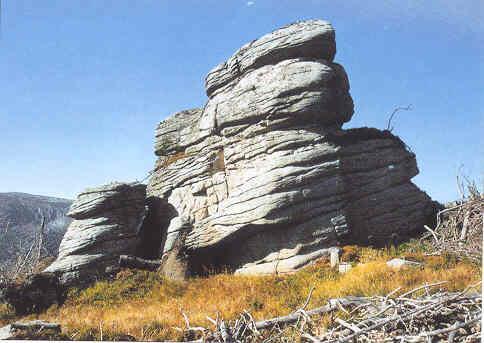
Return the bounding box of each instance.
[1,0,482,202]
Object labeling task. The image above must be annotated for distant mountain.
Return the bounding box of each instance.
[0,192,72,274]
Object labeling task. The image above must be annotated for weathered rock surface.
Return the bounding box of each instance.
[44,182,146,286]
[205,19,336,98]
[144,19,436,277]
[386,258,423,269]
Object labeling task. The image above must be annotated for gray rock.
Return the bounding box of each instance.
[44,182,146,286]
[143,19,436,277]
[338,263,352,274]
[203,59,354,137]
[386,258,423,269]
[154,108,203,156]
[205,19,336,97]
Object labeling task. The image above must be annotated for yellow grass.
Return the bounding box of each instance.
[4,246,481,341]
[0,303,15,327]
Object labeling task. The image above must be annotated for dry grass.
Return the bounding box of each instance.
[0,303,15,327]
[2,246,477,341]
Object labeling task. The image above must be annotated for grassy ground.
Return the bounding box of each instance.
[0,244,481,341]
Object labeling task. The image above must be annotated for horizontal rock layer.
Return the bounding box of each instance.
[45,182,146,285]
[205,19,336,97]
[155,58,353,157]
[148,125,434,275]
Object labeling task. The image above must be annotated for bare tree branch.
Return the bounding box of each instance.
[35,213,46,267]
[386,104,412,132]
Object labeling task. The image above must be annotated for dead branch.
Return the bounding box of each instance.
[386,104,412,132]
[394,313,481,341]
[10,320,61,333]
[14,240,36,277]
[119,255,162,271]
[423,225,439,244]
[254,297,369,330]
[181,281,482,342]
[35,214,46,266]
[419,193,483,263]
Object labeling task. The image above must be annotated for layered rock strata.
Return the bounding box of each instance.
[44,182,146,285]
[146,19,435,276]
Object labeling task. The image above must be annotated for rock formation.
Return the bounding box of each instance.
[44,182,146,286]
[38,19,436,284]
[145,19,436,277]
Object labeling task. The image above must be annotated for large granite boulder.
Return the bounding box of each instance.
[145,19,436,277]
[205,19,337,98]
[44,182,146,286]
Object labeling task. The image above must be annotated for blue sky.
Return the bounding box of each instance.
[1,0,482,201]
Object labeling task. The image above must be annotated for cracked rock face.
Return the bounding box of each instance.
[146,19,435,276]
[44,182,146,286]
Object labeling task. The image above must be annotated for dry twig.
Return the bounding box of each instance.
[386,104,412,131]
[173,282,481,342]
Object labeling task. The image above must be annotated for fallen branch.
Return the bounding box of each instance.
[254,297,369,330]
[395,313,481,341]
[328,295,460,342]
[154,282,481,342]
[419,194,483,263]
[397,281,448,299]
[11,320,61,332]
[314,283,481,342]
[423,225,439,244]
[119,255,161,271]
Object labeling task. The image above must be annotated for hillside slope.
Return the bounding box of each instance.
[0,193,72,273]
